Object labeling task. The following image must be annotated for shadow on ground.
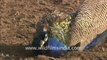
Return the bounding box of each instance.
[0,44,34,58]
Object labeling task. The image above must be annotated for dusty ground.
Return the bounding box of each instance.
[0,0,107,60]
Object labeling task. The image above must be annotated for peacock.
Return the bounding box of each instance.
[32,13,105,57]
[32,13,72,57]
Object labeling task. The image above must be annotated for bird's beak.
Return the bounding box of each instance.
[40,34,48,47]
[40,41,45,47]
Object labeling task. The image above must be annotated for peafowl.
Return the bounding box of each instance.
[32,15,72,57]
[32,13,106,57]
[32,15,80,57]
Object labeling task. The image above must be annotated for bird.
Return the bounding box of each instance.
[32,15,73,57]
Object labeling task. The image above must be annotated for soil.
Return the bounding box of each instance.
[0,0,107,60]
